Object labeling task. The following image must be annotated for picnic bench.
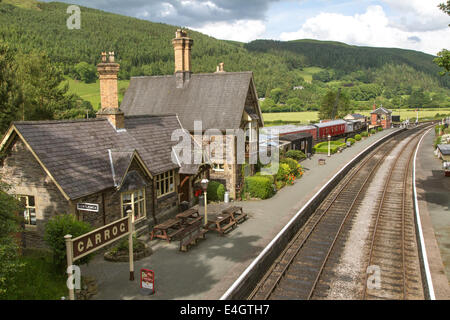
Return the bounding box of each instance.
[318,158,326,165]
[205,213,237,235]
[150,218,184,243]
[178,220,208,252]
[221,206,247,224]
[176,208,200,224]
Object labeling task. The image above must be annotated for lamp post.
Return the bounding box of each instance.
[201,179,209,226]
[328,135,331,157]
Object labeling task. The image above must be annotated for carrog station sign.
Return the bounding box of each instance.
[72,216,129,260]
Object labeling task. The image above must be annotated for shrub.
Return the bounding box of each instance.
[108,235,144,256]
[285,150,306,161]
[44,214,93,272]
[281,157,300,176]
[361,131,368,137]
[377,127,383,131]
[244,176,274,199]
[255,172,275,184]
[370,129,376,134]
[355,134,361,141]
[207,181,226,201]
[276,163,291,181]
[347,138,356,145]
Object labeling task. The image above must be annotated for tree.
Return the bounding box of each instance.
[74,62,97,83]
[435,2,450,75]
[0,180,25,298]
[0,42,22,134]
[319,89,351,120]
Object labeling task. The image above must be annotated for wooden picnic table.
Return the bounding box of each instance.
[176,208,200,224]
[221,206,247,224]
[205,213,237,235]
[150,218,184,243]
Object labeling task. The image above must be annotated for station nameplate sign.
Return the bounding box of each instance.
[77,203,99,212]
[72,216,129,260]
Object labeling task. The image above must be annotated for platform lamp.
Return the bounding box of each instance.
[201,178,209,225]
[328,135,331,157]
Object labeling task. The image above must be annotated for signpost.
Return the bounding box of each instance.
[65,213,134,300]
[77,202,99,212]
[140,269,155,295]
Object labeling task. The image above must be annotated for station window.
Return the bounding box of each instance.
[212,163,225,172]
[156,170,175,197]
[17,195,36,226]
[121,188,146,221]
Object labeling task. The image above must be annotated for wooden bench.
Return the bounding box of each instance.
[221,206,247,224]
[150,218,184,243]
[179,220,208,252]
[318,158,326,165]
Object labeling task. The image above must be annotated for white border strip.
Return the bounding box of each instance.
[220,128,402,300]
[413,128,436,300]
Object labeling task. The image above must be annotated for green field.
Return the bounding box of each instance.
[65,78,130,110]
[298,67,325,83]
[263,109,450,125]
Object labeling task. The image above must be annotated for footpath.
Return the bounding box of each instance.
[81,128,398,300]
[415,129,450,299]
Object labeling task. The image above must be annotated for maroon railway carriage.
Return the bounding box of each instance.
[313,120,347,140]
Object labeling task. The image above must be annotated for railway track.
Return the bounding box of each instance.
[248,126,430,300]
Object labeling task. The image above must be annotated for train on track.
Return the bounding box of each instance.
[261,117,369,142]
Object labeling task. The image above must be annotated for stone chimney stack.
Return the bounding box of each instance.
[215,62,225,73]
[172,29,193,88]
[96,51,125,130]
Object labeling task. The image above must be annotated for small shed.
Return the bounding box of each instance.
[437,144,450,161]
[279,132,313,155]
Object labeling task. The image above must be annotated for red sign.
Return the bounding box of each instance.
[140,269,155,294]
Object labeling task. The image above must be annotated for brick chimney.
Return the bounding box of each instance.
[96,51,125,130]
[172,29,193,88]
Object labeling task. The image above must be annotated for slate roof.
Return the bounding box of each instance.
[280,132,313,142]
[371,107,392,114]
[120,72,262,131]
[9,115,184,200]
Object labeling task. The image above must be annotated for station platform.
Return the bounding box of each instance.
[415,129,450,299]
[81,128,400,300]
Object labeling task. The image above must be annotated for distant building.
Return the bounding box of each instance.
[293,86,304,90]
[344,113,367,123]
[370,105,392,129]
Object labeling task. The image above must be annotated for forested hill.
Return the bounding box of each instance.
[0,0,449,111]
[246,39,447,86]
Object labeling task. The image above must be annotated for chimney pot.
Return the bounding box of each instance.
[172,29,193,87]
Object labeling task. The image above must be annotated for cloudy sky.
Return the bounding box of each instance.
[46,0,449,55]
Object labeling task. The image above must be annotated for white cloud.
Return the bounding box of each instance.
[279,5,450,55]
[192,19,266,42]
[382,0,449,32]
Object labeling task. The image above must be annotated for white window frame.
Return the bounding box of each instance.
[16,195,37,226]
[156,170,175,198]
[212,163,225,172]
[121,188,146,222]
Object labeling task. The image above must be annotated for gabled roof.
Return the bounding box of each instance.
[371,107,392,114]
[120,72,263,131]
[280,132,313,142]
[1,115,184,200]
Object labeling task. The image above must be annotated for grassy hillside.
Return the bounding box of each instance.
[1,1,449,112]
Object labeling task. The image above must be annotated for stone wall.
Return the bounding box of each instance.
[0,137,71,248]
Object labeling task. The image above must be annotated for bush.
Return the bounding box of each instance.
[44,214,93,272]
[377,127,383,131]
[312,141,345,154]
[361,131,368,137]
[108,235,144,256]
[255,172,275,184]
[207,181,226,201]
[370,129,376,134]
[285,150,306,161]
[354,134,361,141]
[347,138,356,145]
[276,163,291,181]
[244,176,274,199]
